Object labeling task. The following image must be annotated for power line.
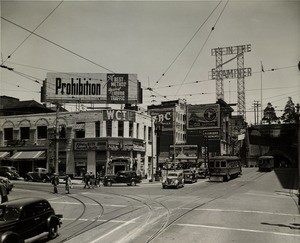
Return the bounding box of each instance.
[152,0,223,88]
[1,16,115,73]
[1,1,64,65]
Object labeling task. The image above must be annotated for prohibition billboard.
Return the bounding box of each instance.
[187,104,220,129]
[44,73,141,104]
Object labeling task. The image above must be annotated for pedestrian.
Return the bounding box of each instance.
[65,175,72,194]
[83,171,90,189]
[90,171,95,189]
[51,173,59,193]
[0,183,8,203]
[96,172,101,187]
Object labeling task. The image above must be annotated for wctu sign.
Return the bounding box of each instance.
[44,73,140,104]
[103,109,135,121]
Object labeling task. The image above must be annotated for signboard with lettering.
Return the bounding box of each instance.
[150,108,174,130]
[74,141,107,150]
[210,68,252,80]
[103,109,135,121]
[44,73,141,104]
[169,145,198,160]
[211,44,251,56]
[203,130,220,140]
[188,104,220,130]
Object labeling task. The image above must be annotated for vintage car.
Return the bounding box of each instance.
[182,169,197,183]
[198,163,209,178]
[0,166,20,180]
[24,172,51,183]
[162,172,184,189]
[103,171,141,186]
[0,176,14,193]
[0,198,62,243]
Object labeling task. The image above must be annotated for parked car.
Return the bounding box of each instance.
[0,198,62,243]
[0,166,20,180]
[0,176,14,193]
[162,172,184,189]
[24,172,51,183]
[183,169,197,183]
[103,171,141,186]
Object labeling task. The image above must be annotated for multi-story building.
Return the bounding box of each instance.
[0,102,156,178]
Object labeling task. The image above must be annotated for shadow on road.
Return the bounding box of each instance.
[273,168,298,190]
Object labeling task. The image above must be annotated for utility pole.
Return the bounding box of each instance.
[55,103,60,174]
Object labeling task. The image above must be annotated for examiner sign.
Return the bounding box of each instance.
[44,73,140,104]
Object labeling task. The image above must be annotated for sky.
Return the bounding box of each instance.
[1,0,299,124]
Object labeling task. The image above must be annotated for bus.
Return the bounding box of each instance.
[258,155,274,172]
[208,156,242,182]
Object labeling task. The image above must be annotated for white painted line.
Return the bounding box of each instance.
[176,223,300,238]
[89,215,142,243]
[51,201,127,207]
[194,208,300,217]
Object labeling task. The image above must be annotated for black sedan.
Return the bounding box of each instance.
[0,197,62,243]
[24,172,51,183]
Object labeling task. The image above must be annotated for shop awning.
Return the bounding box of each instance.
[0,152,10,159]
[11,151,46,160]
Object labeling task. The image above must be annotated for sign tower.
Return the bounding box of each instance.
[210,44,252,118]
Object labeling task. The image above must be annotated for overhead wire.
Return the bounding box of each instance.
[1,1,64,65]
[152,0,223,88]
[1,16,115,74]
[174,0,229,97]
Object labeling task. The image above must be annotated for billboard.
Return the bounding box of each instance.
[170,145,198,160]
[188,104,220,129]
[149,108,174,130]
[44,73,141,104]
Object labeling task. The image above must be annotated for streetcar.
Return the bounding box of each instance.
[208,156,242,182]
[258,155,274,172]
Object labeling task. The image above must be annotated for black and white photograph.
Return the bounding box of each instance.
[0,0,299,242]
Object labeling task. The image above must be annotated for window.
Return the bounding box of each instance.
[4,128,13,141]
[148,127,152,142]
[118,121,124,137]
[106,120,112,137]
[59,125,66,139]
[95,121,100,137]
[144,125,146,140]
[215,161,220,167]
[221,161,226,167]
[136,123,139,139]
[75,123,85,138]
[20,127,30,140]
[129,122,133,138]
[37,126,47,139]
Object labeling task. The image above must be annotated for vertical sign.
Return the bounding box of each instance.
[107,74,128,103]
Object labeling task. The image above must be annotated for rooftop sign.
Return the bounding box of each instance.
[44,73,141,104]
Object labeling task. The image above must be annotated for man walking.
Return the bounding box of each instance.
[51,173,59,193]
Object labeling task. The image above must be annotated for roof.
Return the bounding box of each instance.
[0,197,47,208]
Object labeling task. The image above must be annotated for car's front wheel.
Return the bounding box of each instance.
[48,222,59,239]
[130,180,136,186]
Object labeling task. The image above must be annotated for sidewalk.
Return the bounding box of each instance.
[64,178,161,185]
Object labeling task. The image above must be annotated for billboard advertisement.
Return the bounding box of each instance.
[149,108,174,130]
[169,145,198,160]
[187,104,220,129]
[44,73,140,104]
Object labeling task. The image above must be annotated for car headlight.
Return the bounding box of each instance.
[175,180,178,184]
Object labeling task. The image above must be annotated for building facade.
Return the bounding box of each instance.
[0,109,156,178]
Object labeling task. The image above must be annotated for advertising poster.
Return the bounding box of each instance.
[188,104,220,129]
[107,73,128,103]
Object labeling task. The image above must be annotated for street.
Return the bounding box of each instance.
[9,168,300,243]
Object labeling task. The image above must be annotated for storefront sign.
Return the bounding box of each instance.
[133,141,145,152]
[170,145,198,159]
[74,141,107,150]
[203,130,220,140]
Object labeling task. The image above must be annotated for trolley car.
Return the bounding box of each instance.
[258,155,274,172]
[208,156,242,182]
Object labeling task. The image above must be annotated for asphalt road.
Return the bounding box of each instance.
[9,168,300,243]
